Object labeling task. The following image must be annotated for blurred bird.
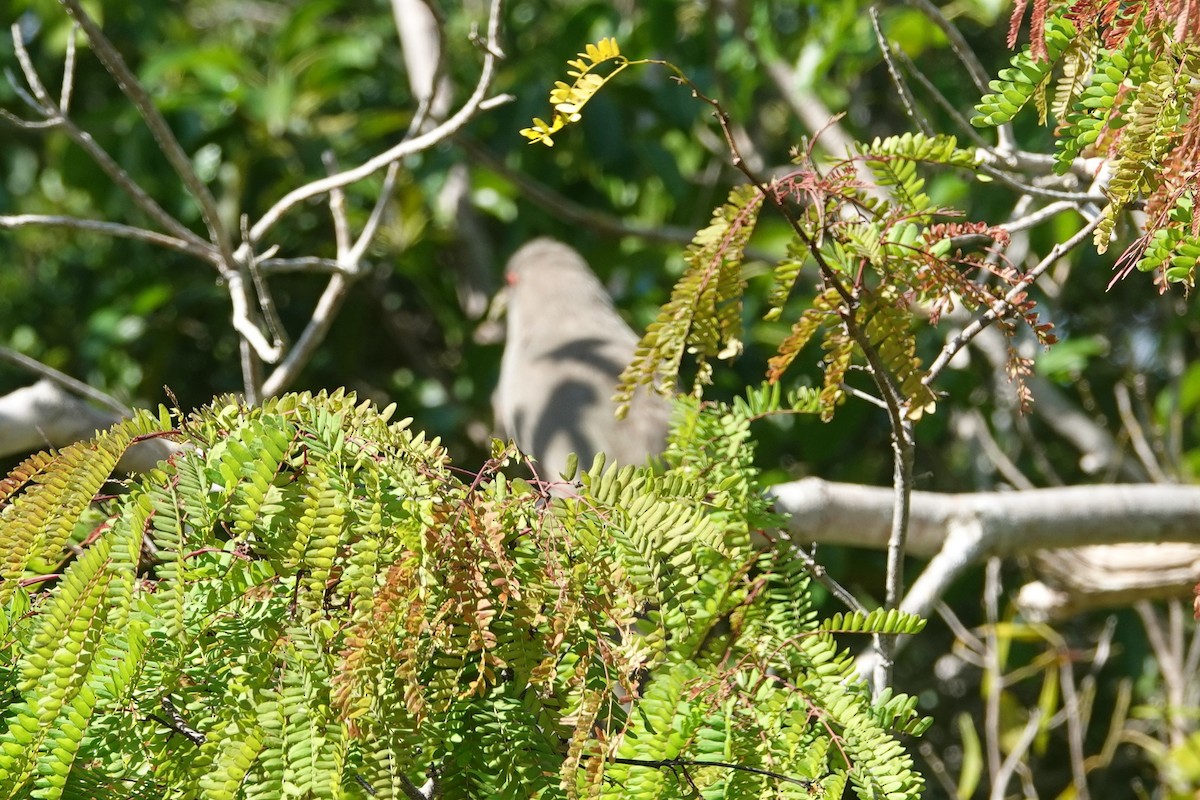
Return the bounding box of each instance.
[496,238,672,479]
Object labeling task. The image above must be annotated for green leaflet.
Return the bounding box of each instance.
[976,12,1200,282]
[972,15,1077,127]
[857,133,983,215]
[1137,192,1200,286]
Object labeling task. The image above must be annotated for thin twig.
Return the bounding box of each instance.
[1114,381,1169,483]
[4,62,45,112]
[897,0,1016,154]
[983,559,1004,789]
[0,215,213,259]
[925,215,1103,384]
[989,709,1043,800]
[871,8,932,136]
[840,382,888,410]
[58,0,237,269]
[0,109,58,128]
[936,600,984,653]
[899,0,990,94]
[225,266,279,370]
[9,22,55,110]
[789,543,867,613]
[876,416,915,693]
[1058,656,1091,800]
[256,257,346,275]
[889,45,991,148]
[59,23,77,111]
[607,756,815,790]
[347,161,401,266]
[966,409,1036,490]
[259,160,401,397]
[7,24,212,254]
[261,274,353,398]
[1136,601,1187,746]
[685,71,918,695]
[979,162,1108,204]
[323,151,354,256]
[240,222,287,351]
[1005,200,1078,233]
[1184,601,1200,689]
[918,741,961,798]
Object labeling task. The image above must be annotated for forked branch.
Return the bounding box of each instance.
[1,0,508,401]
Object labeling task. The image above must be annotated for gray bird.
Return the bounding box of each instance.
[496,238,672,479]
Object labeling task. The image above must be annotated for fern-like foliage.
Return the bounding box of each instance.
[971,14,1076,127]
[520,38,626,147]
[978,4,1200,285]
[0,390,927,799]
[618,130,1034,420]
[1136,191,1200,285]
[525,38,1051,420]
[616,184,761,412]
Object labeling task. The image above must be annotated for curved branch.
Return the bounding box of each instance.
[0,214,214,260]
[58,0,236,269]
[248,0,507,244]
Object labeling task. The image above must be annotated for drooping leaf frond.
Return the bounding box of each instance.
[861,288,938,421]
[616,184,762,411]
[521,38,626,146]
[1094,50,1190,253]
[983,6,1200,285]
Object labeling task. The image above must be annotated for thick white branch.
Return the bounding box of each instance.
[772,478,1200,555]
[0,380,179,472]
[772,477,1200,618]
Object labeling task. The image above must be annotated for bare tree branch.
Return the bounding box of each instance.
[0,345,129,416]
[248,0,507,244]
[770,477,1200,618]
[256,257,346,275]
[5,0,510,403]
[6,23,212,253]
[58,0,237,270]
[1005,200,1079,233]
[0,379,177,472]
[260,274,351,398]
[0,214,213,259]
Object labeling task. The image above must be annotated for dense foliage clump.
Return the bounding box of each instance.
[0,390,926,799]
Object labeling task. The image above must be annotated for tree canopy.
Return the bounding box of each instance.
[4,0,1200,797]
